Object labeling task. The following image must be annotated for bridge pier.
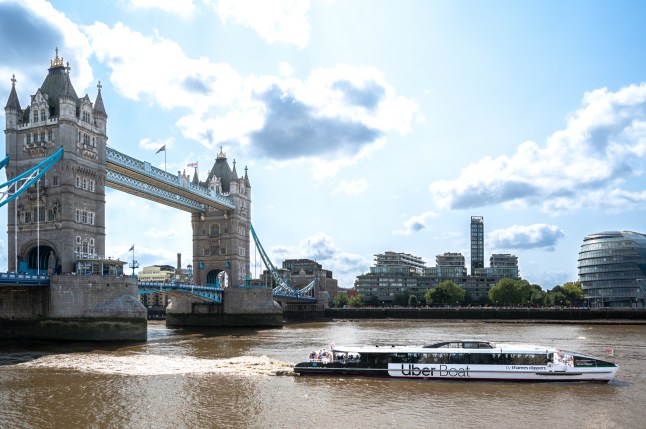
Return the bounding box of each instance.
[0,275,147,341]
[166,287,282,327]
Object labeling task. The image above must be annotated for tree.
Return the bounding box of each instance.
[424,288,433,306]
[333,292,349,308]
[365,294,380,307]
[546,282,583,306]
[488,278,533,306]
[562,281,585,306]
[408,294,419,307]
[349,294,365,307]
[430,280,466,306]
[394,292,409,306]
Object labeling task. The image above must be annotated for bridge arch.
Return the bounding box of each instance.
[206,269,229,288]
[25,244,58,273]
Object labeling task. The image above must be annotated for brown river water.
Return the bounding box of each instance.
[0,320,644,429]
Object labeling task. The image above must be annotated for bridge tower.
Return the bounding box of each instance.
[191,149,251,287]
[4,50,107,274]
[2,51,146,341]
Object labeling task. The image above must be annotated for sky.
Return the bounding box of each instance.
[1,0,646,290]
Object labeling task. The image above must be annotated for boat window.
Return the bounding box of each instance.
[361,353,388,365]
[390,353,420,364]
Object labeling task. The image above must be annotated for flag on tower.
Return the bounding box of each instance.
[187,162,198,168]
[156,145,166,154]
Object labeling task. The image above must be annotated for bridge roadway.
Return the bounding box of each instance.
[0,273,318,303]
[105,146,235,213]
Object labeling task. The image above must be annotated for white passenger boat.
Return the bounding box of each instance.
[294,340,617,382]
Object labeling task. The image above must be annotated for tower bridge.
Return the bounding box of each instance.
[0,51,322,341]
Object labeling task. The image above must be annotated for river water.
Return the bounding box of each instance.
[0,320,644,429]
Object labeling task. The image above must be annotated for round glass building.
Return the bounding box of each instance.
[578,231,646,307]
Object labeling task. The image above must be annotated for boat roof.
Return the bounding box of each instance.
[332,340,561,354]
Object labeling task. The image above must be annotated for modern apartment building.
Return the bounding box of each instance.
[354,218,520,304]
[470,216,485,274]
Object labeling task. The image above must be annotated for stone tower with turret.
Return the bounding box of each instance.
[4,50,108,274]
[191,149,252,287]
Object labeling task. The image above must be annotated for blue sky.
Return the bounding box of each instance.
[1,0,646,289]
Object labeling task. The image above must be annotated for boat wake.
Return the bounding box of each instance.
[16,353,295,377]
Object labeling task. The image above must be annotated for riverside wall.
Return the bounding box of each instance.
[0,275,148,341]
[324,307,646,322]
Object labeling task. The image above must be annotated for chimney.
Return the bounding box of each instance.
[177,253,182,270]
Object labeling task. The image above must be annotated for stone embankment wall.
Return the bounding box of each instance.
[0,275,147,341]
[325,307,646,322]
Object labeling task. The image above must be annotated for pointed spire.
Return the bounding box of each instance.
[232,159,238,179]
[192,169,200,185]
[5,74,21,110]
[93,80,107,118]
[244,165,251,188]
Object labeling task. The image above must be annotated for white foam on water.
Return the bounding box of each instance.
[17,353,295,377]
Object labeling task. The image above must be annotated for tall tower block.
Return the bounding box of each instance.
[470,216,484,274]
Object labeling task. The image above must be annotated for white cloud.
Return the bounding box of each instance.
[332,179,368,196]
[0,0,94,94]
[488,224,565,251]
[213,0,311,49]
[393,211,438,236]
[430,83,646,214]
[83,21,417,177]
[83,22,243,109]
[145,228,178,238]
[124,0,196,19]
[278,62,294,77]
[139,136,175,152]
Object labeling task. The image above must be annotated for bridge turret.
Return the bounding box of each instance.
[93,81,107,136]
[4,75,21,131]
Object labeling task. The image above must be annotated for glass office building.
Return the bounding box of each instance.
[578,231,646,307]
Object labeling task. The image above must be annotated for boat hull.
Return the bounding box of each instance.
[294,362,617,382]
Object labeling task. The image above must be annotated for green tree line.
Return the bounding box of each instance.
[332,279,585,308]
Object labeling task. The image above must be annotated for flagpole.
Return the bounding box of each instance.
[164,149,167,172]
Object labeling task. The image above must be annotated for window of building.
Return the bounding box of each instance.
[48,130,53,141]
[33,109,38,122]
[52,175,59,186]
[82,111,90,123]
[40,131,45,141]
[47,209,55,222]
[26,134,31,144]
[41,110,46,122]
[25,211,32,223]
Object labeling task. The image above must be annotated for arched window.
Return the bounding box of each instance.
[210,224,220,236]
